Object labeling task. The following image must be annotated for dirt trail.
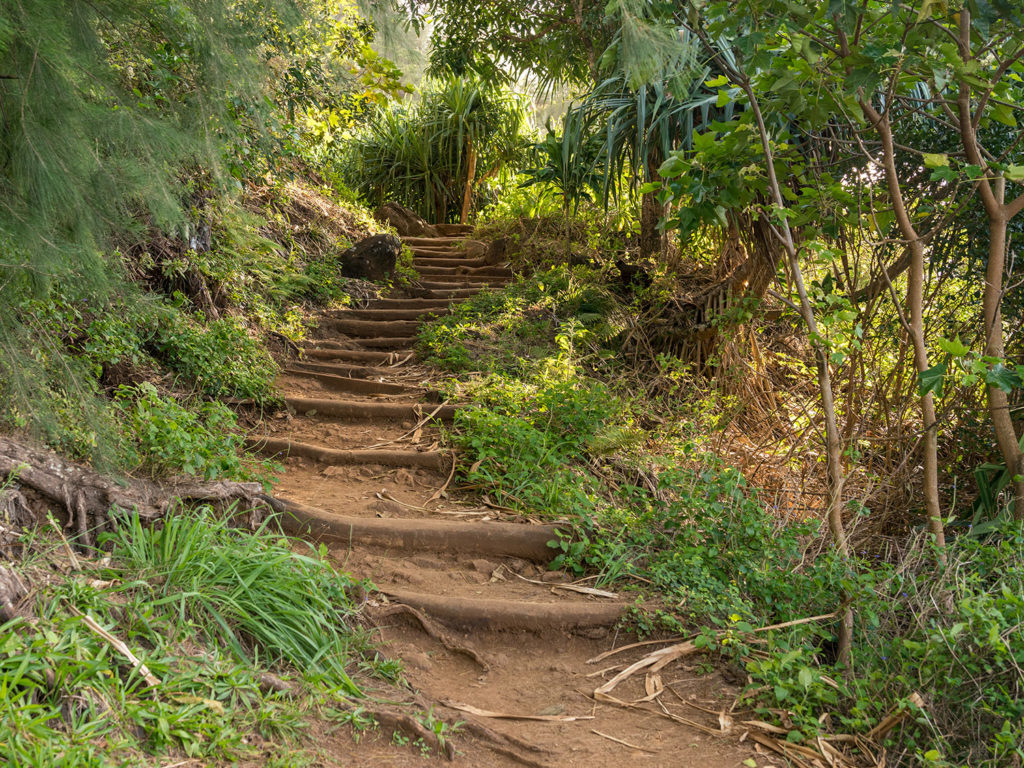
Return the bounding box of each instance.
[251,231,760,767]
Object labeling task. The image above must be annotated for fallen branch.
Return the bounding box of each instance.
[591,729,660,753]
[75,611,161,687]
[443,700,594,722]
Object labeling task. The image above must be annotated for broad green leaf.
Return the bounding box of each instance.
[937,336,969,357]
[918,359,948,397]
[1005,165,1024,182]
[922,152,949,168]
[985,363,1022,393]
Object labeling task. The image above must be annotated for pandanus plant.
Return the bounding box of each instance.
[345,77,531,222]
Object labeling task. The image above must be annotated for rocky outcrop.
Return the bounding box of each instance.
[373,203,439,238]
[340,234,401,281]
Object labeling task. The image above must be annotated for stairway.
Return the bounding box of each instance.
[248,231,745,767]
[251,231,626,632]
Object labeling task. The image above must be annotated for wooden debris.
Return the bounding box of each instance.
[443,700,594,722]
[591,729,660,753]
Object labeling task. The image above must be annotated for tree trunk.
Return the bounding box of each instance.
[639,190,664,259]
[982,181,1024,517]
[863,103,946,557]
[460,139,477,226]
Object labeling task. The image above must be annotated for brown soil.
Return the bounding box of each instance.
[263,236,763,767]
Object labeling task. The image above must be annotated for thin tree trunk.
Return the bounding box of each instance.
[982,181,1024,515]
[460,139,477,225]
[737,74,854,670]
[863,103,946,558]
[955,10,1024,516]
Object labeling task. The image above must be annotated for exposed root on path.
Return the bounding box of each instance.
[369,708,458,760]
[369,602,490,671]
[0,437,282,548]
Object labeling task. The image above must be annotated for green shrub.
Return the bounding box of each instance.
[151,312,277,402]
[116,383,270,482]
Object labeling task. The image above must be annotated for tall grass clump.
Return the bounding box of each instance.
[107,508,365,693]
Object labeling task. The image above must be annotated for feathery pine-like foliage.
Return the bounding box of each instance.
[0,0,376,464]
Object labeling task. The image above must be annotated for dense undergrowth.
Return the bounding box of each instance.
[0,508,393,766]
[418,245,1024,767]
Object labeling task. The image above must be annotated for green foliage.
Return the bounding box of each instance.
[0,513,388,764]
[115,383,273,483]
[106,509,367,693]
[341,77,532,221]
[152,312,277,402]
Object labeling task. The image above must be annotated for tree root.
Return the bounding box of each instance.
[0,565,29,622]
[370,708,457,760]
[456,719,552,768]
[370,602,490,671]
[0,437,284,549]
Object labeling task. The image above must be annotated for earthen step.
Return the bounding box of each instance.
[367,297,455,310]
[355,336,421,350]
[290,360,399,379]
[413,256,489,268]
[280,501,557,562]
[414,288,483,299]
[379,589,627,632]
[285,397,457,422]
[282,368,419,396]
[434,223,473,236]
[301,347,414,364]
[417,279,508,290]
[322,318,421,337]
[410,246,463,256]
[342,307,450,321]
[249,436,444,470]
[402,236,465,246]
[416,266,512,278]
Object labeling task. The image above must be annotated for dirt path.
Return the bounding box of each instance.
[251,231,761,767]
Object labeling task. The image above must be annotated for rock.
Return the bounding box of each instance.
[373,202,439,237]
[339,234,401,282]
[471,558,499,575]
[485,237,509,265]
[464,240,487,259]
[540,569,570,583]
[404,651,434,672]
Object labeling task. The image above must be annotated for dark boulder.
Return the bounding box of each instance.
[340,234,401,281]
[373,202,439,237]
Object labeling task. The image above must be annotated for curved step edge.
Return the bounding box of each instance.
[279,500,559,563]
[379,589,627,632]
